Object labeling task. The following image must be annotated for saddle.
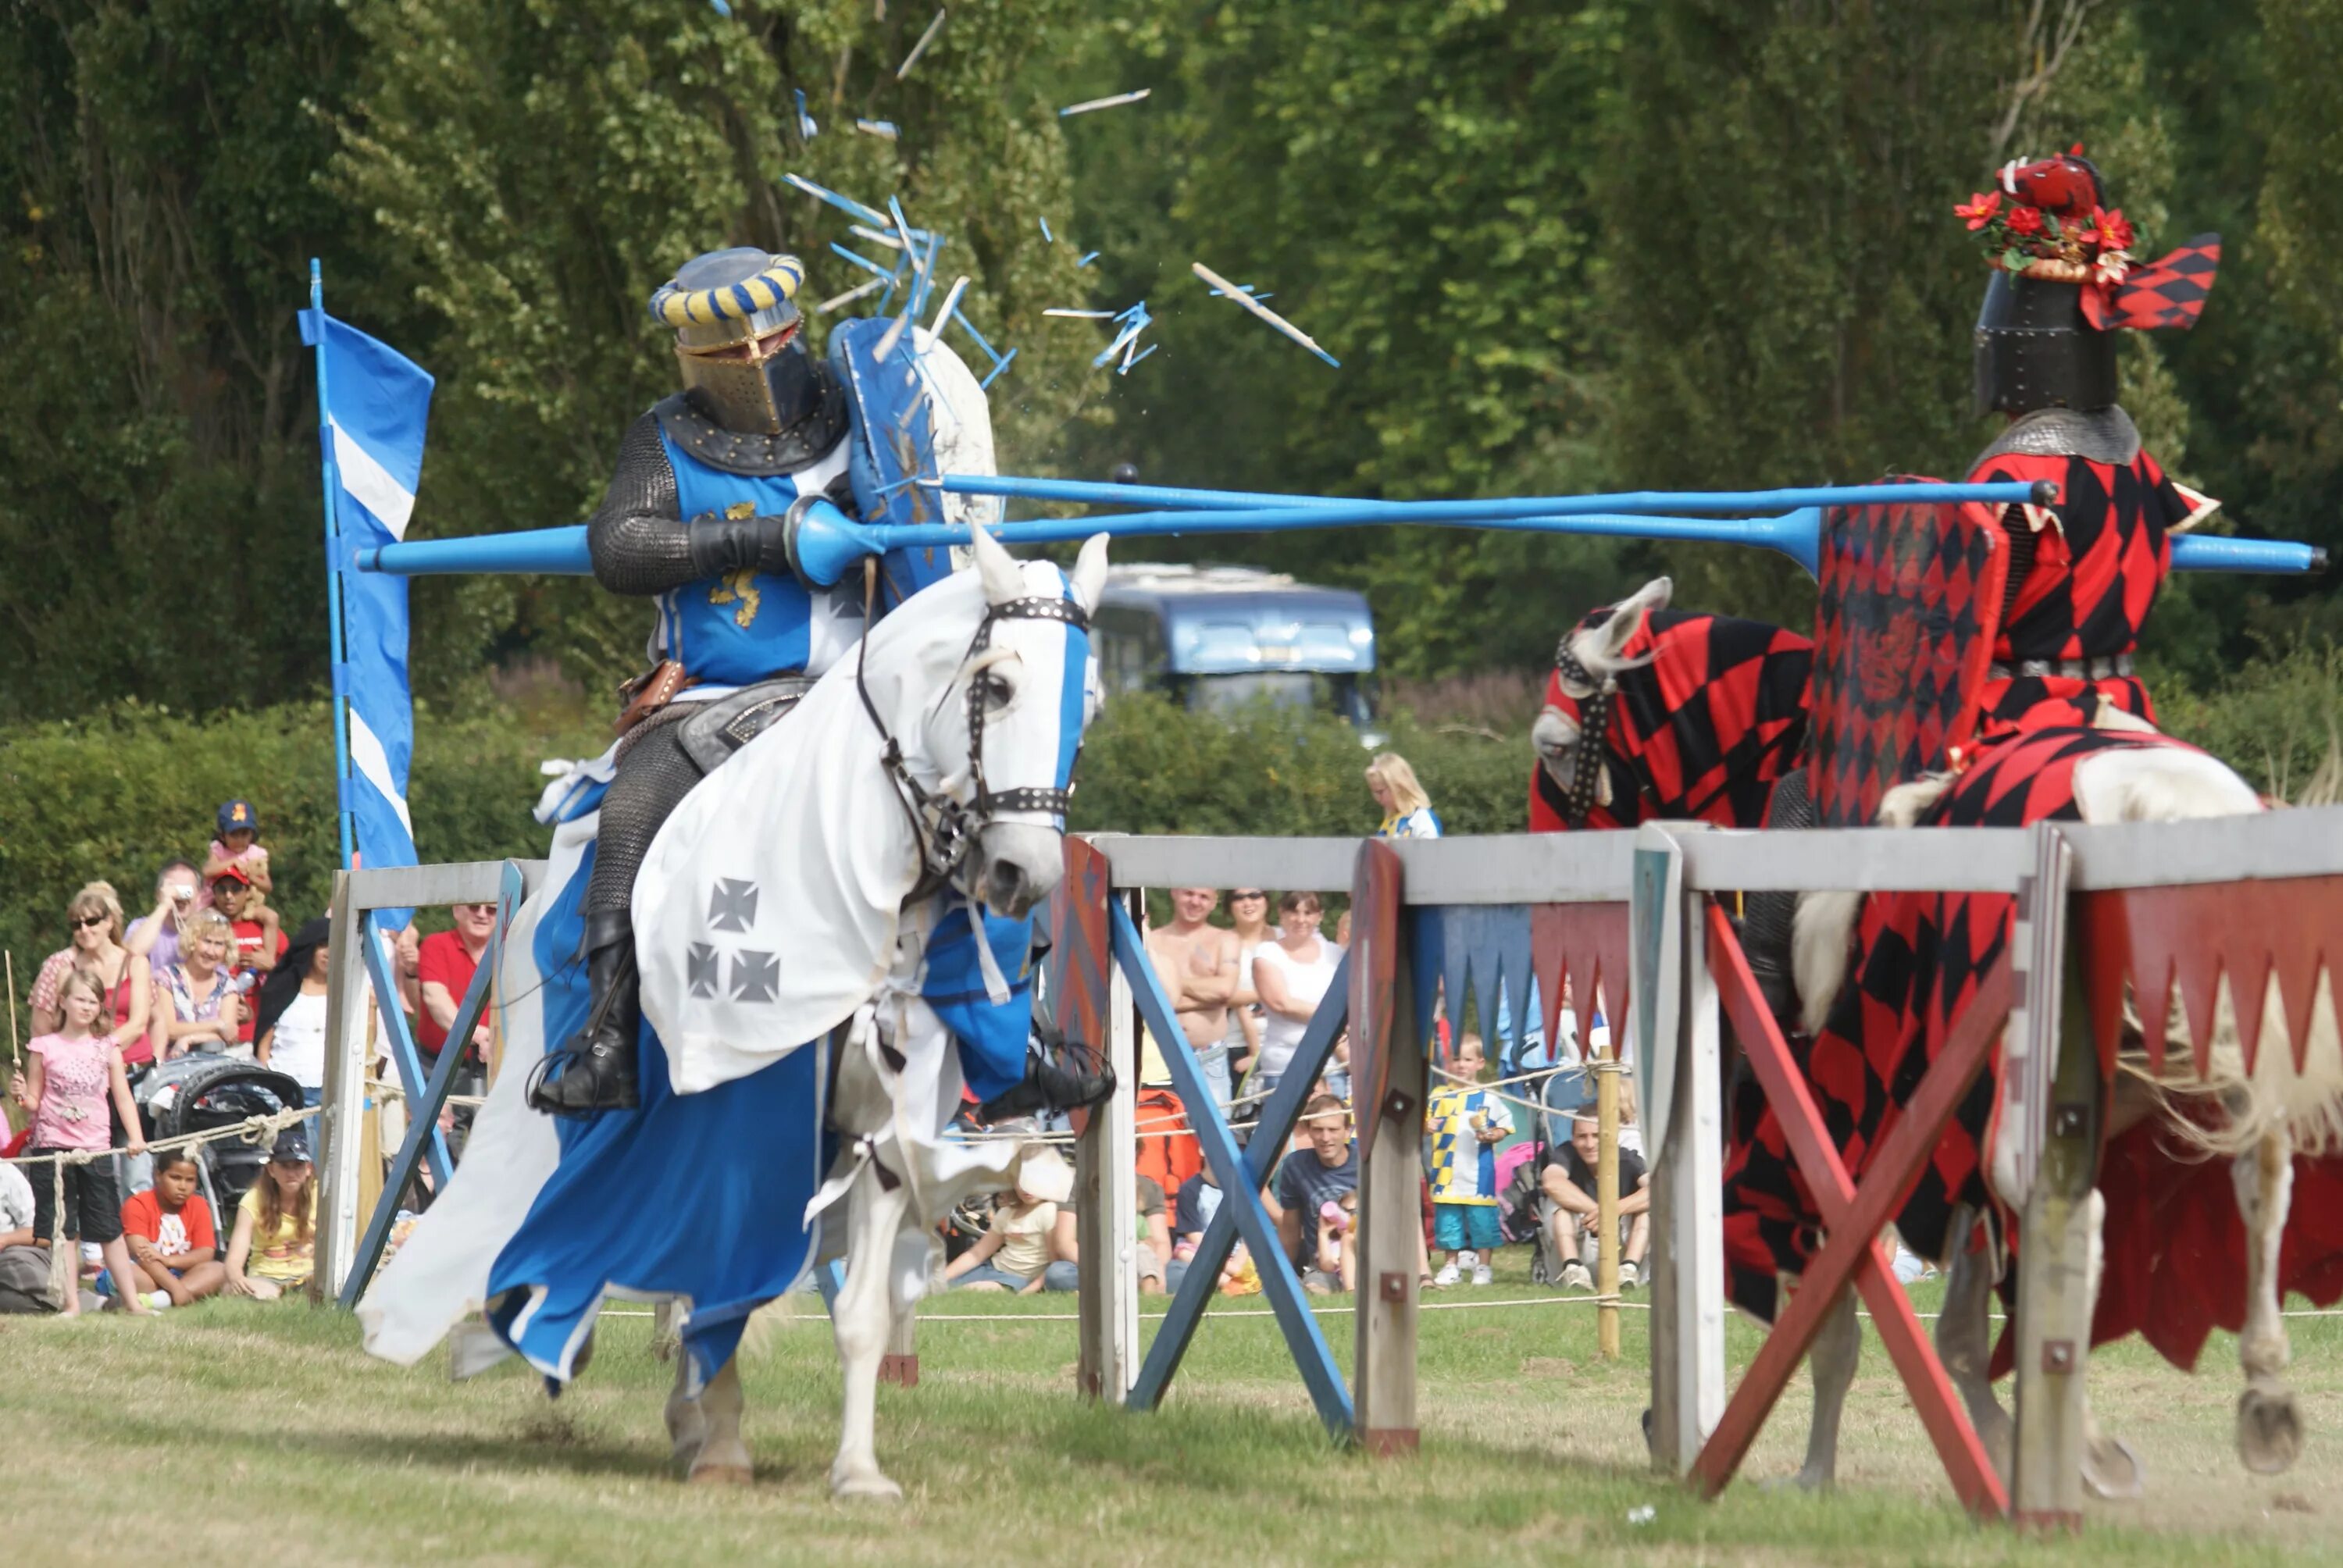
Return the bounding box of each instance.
[676,675,819,775]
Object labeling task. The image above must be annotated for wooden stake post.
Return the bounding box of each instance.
[1594,1040,1621,1360]
[1040,838,1133,1404]
[1350,840,1421,1456]
[2009,825,2095,1531]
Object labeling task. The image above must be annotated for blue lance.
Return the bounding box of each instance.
[355,476,2328,581]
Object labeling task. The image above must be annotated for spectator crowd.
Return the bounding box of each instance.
[3,797,501,1316]
[943,752,1653,1305]
[2,752,1649,1318]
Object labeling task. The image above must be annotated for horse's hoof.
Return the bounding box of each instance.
[689,1463,754,1487]
[2081,1436,2145,1501]
[2239,1381,2305,1476]
[1758,1470,1831,1495]
[831,1469,904,1503]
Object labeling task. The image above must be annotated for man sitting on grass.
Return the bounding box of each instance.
[1540,1106,1649,1292]
[1275,1095,1357,1293]
[0,1158,52,1313]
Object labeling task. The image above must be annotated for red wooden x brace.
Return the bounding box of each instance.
[1692,900,2013,1517]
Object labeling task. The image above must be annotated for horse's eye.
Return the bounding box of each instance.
[979,672,1015,711]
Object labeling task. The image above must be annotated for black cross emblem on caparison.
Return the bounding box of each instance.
[729,950,779,1003]
[708,878,759,933]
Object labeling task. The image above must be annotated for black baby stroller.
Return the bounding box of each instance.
[140,1057,308,1222]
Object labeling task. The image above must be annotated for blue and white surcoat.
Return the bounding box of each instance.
[648,434,862,686]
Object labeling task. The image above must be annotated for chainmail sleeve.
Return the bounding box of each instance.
[586,413,698,596]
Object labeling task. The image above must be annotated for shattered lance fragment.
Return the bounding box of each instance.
[1057,88,1150,117]
[897,9,947,79]
[814,276,887,314]
[783,173,890,229]
[929,275,971,337]
[1190,261,1339,368]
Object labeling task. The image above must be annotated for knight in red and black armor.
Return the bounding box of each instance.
[1956,148,2221,736]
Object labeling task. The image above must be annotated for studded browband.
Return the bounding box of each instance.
[1553,636,1615,829]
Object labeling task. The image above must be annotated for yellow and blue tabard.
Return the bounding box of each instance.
[648,433,859,686]
[1426,1081,1514,1204]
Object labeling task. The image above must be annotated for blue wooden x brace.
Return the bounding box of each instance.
[1109,903,1356,1437]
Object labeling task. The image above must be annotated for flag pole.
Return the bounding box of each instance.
[312,258,357,871]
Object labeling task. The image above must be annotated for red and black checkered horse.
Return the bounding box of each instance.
[1528,577,1813,835]
[1532,504,2336,1493]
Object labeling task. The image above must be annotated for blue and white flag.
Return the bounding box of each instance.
[299,297,433,917]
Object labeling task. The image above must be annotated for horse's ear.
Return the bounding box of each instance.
[1591,576,1671,664]
[1070,533,1110,612]
[969,525,1025,605]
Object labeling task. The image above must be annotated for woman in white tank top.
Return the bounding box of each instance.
[1249,891,1342,1097]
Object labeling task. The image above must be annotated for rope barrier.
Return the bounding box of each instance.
[6,1103,319,1306]
[487,1298,2343,1327]
[1428,1061,1629,1131]
[3,1102,318,1167]
[598,1292,1650,1324]
[363,1078,487,1110]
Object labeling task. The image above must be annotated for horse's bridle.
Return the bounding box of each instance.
[1553,634,1617,829]
[855,566,1090,889]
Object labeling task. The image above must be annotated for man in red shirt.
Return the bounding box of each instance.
[416,900,498,1072]
[211,865,285,1046]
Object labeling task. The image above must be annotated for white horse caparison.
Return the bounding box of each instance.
[1546,579,2343,1495]
[660,527,1110,1499]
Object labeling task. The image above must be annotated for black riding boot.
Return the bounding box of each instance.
[976,1029,1116,1123]
[527,910,642,1116]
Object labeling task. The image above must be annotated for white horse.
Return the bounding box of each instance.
[1542,579,2343,1494]
[363,526,1110,1502]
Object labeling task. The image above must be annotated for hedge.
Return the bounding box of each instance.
[0,692,1535,971]
[0,700,605,972]
[6,644,2331,977]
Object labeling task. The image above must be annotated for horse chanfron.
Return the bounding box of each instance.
[944,528,1110,919]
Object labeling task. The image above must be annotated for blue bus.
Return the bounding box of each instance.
[1092,564,1378,729]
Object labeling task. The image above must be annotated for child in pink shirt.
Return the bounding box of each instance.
[23,969,152,1315]
[203,798,273,896]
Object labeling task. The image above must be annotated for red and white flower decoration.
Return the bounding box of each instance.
[1955,151,2141,329]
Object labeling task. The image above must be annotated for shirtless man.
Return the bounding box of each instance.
[1144,887,1240,1105]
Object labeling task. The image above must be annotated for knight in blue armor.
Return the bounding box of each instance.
[526,247,1110,1120]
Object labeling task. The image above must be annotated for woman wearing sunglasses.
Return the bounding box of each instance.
[1221,889,1275,1090]
[28,882,154,1068]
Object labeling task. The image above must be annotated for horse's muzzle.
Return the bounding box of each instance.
[974,822,1065,918]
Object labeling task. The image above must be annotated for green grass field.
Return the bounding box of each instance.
[9,1251,2343,1566]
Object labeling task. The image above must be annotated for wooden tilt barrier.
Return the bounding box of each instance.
[319,811,2343,1531]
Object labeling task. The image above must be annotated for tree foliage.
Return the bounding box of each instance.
[0,0,2334,727]
[0,697,603,971]
[329,0,1099,699]
[0,0,363,722]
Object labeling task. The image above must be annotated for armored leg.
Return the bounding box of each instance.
[528,715,704,1117]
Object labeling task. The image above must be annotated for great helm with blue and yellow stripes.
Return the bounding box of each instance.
[651,247,813,436]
